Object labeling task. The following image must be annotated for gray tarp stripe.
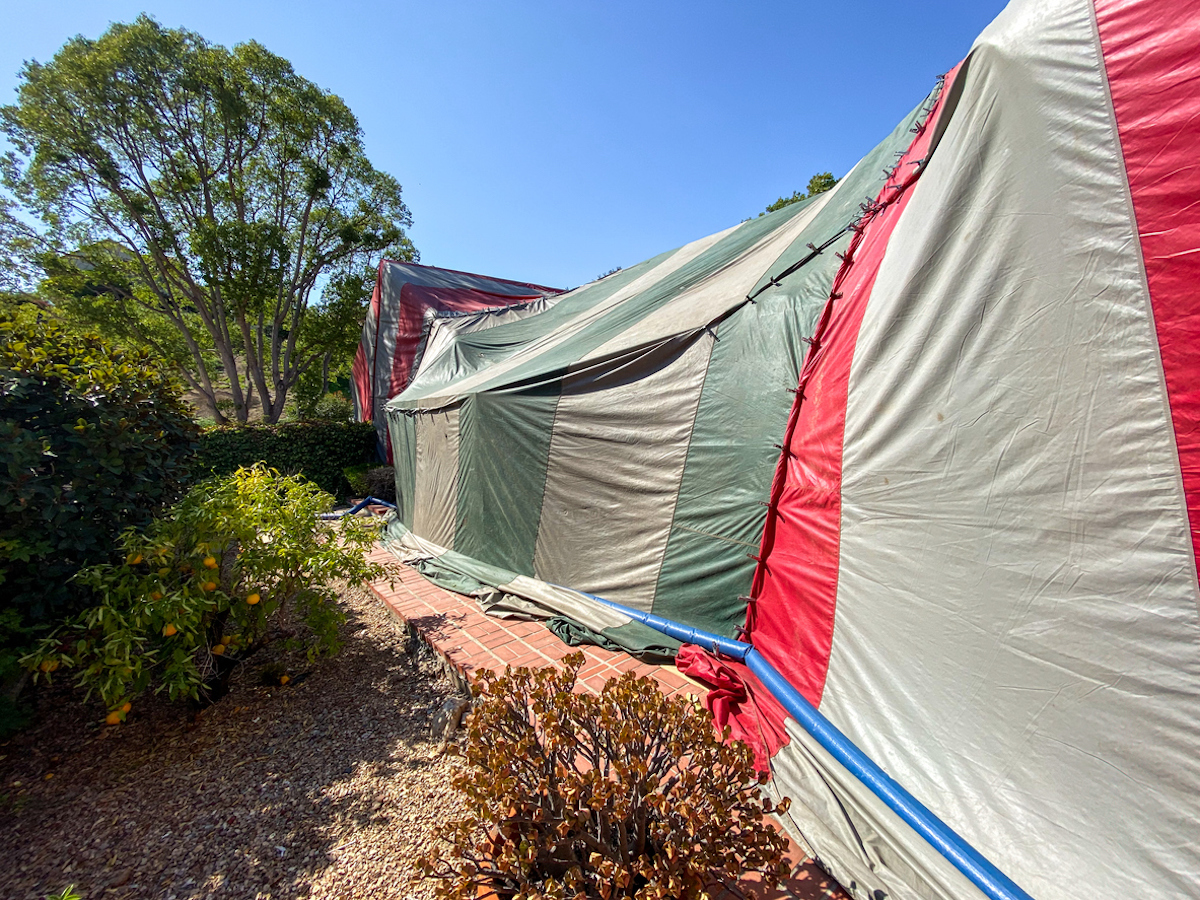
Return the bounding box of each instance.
[453,386,561,574]
[411,406,461,548]
[532,333,716,610]
[771,720,985,900]
[433,229,730,398]
[821,1,1200,895]
[581,191,833,362]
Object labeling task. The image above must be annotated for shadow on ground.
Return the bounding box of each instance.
[0,584,464,900]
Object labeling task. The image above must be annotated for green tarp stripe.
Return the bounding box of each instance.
[388,412,418,528]
[454,386,560,574]
[651,291,811,636]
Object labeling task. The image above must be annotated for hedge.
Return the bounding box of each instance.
[197,421,378,500]
[0,315,199,628]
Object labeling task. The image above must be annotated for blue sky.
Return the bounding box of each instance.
[3,1,1006,288]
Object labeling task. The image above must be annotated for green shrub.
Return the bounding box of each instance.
[344,463,370,498]
[0,314,199,628]
[365,466,396,503]
[309,390,354,422]
[25,464,386,714]
[197,420,377,500]
[418,654,790,899]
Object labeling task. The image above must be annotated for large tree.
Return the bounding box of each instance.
[1,16,415,423]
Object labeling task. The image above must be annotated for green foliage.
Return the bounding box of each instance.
[1,15,416,424]
[365,466,397,503]
[0,608,34,738]
[0,314,199,628]
[299,390,354,423]
[295,267,377,414]
[762,170,839,216]
[345,464,396,502]
[24,465,385,711]
[44,886,82,900]
[198,421,377,500]
[344,463,370,498]
[419,654,790,899]
[806,171,838,196]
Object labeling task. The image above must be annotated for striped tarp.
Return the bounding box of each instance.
[382,94,937,652]
[350,260,563,458]
[380,0,1200,896]
[678,1,1200,898]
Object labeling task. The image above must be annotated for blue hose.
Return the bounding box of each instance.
[319,495,397,520]
[573,589,1035,900]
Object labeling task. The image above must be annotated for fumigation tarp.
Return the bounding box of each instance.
[676,1,1200,898]
[377,1,1200,896]
[351,260,563,457]
[381,93,939,649]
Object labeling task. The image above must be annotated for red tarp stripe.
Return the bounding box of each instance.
[350,261,386,424]
[748,65,963,712]
[384,284,547,397]
[679,67,965,764]
[1094,0,1200,570]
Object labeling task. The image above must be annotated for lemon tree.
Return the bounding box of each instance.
[25,464,386,717]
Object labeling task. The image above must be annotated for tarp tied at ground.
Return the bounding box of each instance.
[379,0,1200,897]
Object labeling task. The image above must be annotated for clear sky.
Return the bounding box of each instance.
[2,1,1007,289]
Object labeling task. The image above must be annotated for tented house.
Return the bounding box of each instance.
[379,0,1200,898]
[351,261,563,457]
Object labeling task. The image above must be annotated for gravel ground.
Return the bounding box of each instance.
[0,582,467,900]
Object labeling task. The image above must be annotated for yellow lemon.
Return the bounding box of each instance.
[202,581,217,592]
[150,591,163,601]
[105,712,121,726]
[120,702,132,713]
[39,660,58,673]
[246,593,261,606]
[163,623,178,637]
[279,675,290,685]
[203,556,218,569]
[126,553,143,565]
[212,643,226,656]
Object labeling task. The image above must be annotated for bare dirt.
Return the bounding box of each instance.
[0,583,466,900]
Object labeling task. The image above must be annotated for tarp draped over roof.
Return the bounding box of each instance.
[678,0,1200,898]
[351,260,563,457]
[380,90,939,651]
[378,0,1200,896]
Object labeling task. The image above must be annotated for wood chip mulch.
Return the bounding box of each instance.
[0,583,467,900]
